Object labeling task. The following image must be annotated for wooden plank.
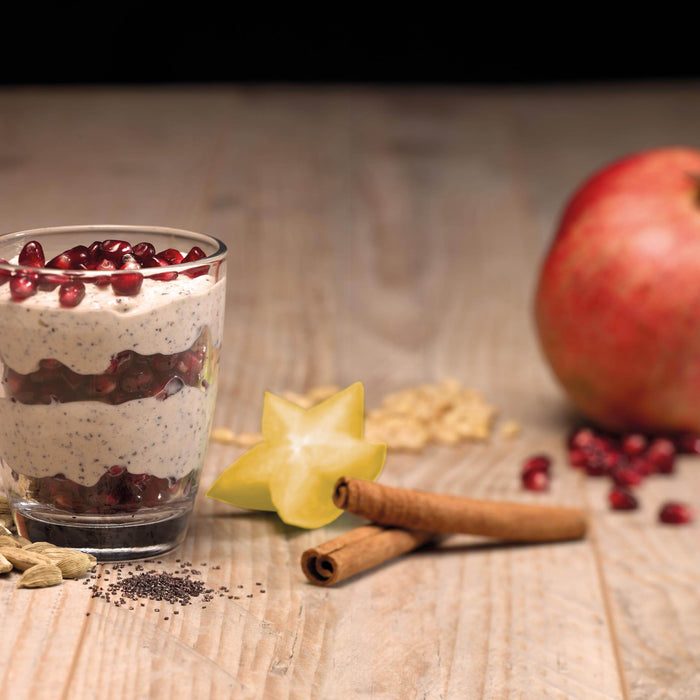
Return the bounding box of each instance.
[0,84,698,699]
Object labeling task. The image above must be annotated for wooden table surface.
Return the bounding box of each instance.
[1,84,699,700]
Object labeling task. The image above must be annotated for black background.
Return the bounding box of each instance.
[0,6,695,85]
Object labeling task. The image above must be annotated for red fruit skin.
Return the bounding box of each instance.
[535,147,700,433]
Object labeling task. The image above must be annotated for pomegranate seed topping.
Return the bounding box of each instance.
[37,272,69,291]
[18,240,45,268]
[119,253,142,270]
[143,254,178,281]
[608,487,638,511]
[629,456,656,476]
[568,447,588,468]
[87,240,104,262]
[612,467,643,487]
[101,239,133,263]
[132,242,156,262]
[646,438,676,474]
[158,248,185,265]
[46,252,73,269]
[111,271,143,296]
[622,433,647,456]
[0,258,10,285]
[58,280,86,307]
[182,246,205,263]
[658,502,695,525]
[10,273,38,300]
[522,470,549,492]
[522,454,551,476]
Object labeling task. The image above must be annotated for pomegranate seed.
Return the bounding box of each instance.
[151,354,179,372]
[584,455,608,477]
[612,467,643,487]
[522,454,551,476]
[608,487,638,511]
[0,258,10,285]
[18,240,45,268]
[629,456,656,476]
[107,465,125,477]
[675,433,700,454]
[646,438,676,474]
[93,257,117,287]
[132,242,156,262]
[568,447,588,468]
[58,280,86,307]
[182,246,205,263]
[658,502,695,525]
[119,253,142,270]
[522,470,549,492]
[37,272,69,291]
[39,358,62,371]
[46,252,72,269]
[182,246,208,278]
[10,273,38,300]
[570,427,596,449]
[92,375,117,395]
[158,248,184,265]
[101,239,133,263]
[143,254,178,281]
[622,434,647,456]
[111,271,143,296]
[87,240,104,262]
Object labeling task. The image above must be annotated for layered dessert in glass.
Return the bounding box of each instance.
[0,225,226,560]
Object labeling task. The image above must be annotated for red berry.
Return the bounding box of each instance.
[522,470,549,492]
[18,240,45,268]
[622,433,647,456]
[10,273,38,300]
[658,502,695,525]
[111,271,143,296]
[58,280,86,307]
[608,487,638,511]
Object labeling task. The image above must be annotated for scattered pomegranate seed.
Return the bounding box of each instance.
[629,456,656,476]
[658,502,695,525]
[646,438,676,474]
[10,273,38,300]
[568,447,588,468]
[608,487,638,511]
[58,280,86,307]
[612,467,643,488]
[569,427,596,449]
[675,433,700,454]
[18,240,45,268]
[522,470,549,492]
[111,271,143,296]
[622,433,647,456]
[522,454,551,476]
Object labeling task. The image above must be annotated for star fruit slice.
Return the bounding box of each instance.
[206,382,386,528]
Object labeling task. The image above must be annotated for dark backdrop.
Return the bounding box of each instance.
[0,6,694,85]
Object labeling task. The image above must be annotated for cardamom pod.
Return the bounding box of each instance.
[0,535,21,548]
[16,564,63,588]
[23,542,56,554]
[41,547,95,578]
[0,552,12,574]
[0,546,52,571]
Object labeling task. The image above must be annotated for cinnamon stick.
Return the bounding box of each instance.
[333,477,587,542]
[301,525,434,586]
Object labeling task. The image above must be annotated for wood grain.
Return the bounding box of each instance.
[1,84,699,699]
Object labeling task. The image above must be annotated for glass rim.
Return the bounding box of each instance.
[0,224,227,278]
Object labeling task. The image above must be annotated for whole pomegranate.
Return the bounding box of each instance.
[535,147,700,433]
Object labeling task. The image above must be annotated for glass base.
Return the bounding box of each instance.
[12,502,192,561]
